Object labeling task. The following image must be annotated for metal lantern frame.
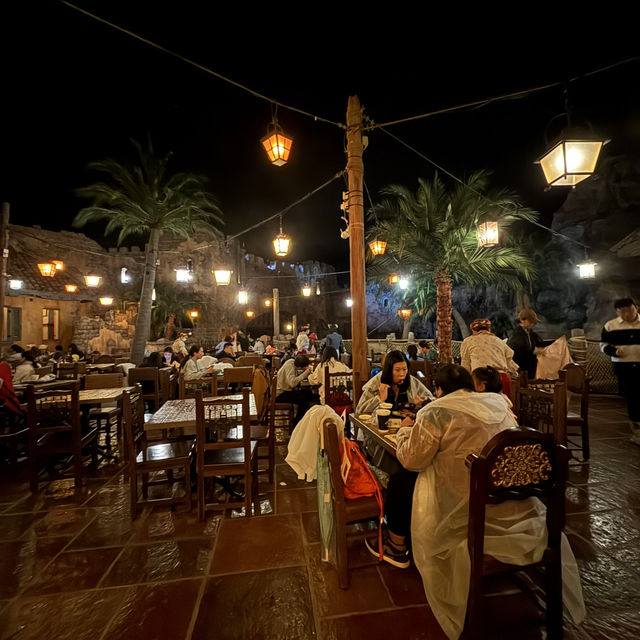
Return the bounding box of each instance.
[397,308,412,319]
[301,283,312,297]
[38,262,56,277]
[84,275,102,287]
[273,214,291,257]
[477,220,500,248]
[368,238,387,256]
[261,115,293,167]
[212,267,232,286]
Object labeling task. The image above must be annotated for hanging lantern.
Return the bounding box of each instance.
[52,260,65,271]
[264,298,272,307]
[261,116,293,166]
[388,273,400,284]
[99,296,113,306]
[398,308,412,319]
[346,298,353,308]
[212,267,232,286]
[272,214,291,257]
[65,284,78,293]
[9,279,23,290]
[537,138,606,188]
[368,239,387,256]
[245,310,255,318]
[577,261,597,279]
[316,282,321,296]
[477,221,500,248]
[399,278,409,290]
[302,284,312,297]
[38,263,56,277]
[189,309,199,319]
[152,288,156,302]
[238,290,249,304]
[175,269,193,283]
[285,323,293,332]
[84,275,102,287]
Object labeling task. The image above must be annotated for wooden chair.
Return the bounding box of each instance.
[122,387,195,519]
[159,367,176,403]
[222,366,254,395]
[56,362,86,380]
[271,356,282,371]
[322,420,381,589]
[83,373,123,453]
[512,377,567,447]
[250,373,276,485]
[178,372,217,399]
[237,355,264,368]
[466,427,569,639]
[195,389,258,520]
[36,365,53,377]
[127,367,161,412]
[324,367,353,415]
[26,381,98,491]
[560,364,590,460]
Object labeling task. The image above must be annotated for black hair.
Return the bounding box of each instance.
[320,347,339,364]
[23,352,37,365]
[294,354,310,367]
[223,335,233,342]
[406,344,418,360]
[141,351,163,368]
[380,350,410,391]
[222,342,233,349]
[614,297,636,308]
[55,345,64,352]
[434,364,474,395]
[418,340,429,349]
[164,346,173,353]
[181,344,203,370]
[472,366,503,393]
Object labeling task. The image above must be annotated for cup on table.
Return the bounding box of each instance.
[376,409,391,430]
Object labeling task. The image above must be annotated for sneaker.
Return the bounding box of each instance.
[365,530,410,569]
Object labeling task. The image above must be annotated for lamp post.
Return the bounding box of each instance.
[346,95,367,404]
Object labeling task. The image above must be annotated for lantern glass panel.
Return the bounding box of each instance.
[213,269,232,286]
[176,269,193,282]
[9,279,23,290]
[84,275,102,287]
[478,221,499,247]
[261,132,293,166]
[388,273,400,284]
[65,284,78,293]
[578,262,596,279]
[38,263,55,277]
[273,234,291,256]
[539,140,604,187]
[368,239,387,256]
[99,297,113,306]
[238,290,249,304]
[302,285,312,297]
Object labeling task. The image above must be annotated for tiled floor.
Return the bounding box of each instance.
[1,395,639,639]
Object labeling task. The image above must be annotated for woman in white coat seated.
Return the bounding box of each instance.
[365,364,585,639]
[355,350,432,416]
[308,347,351,405]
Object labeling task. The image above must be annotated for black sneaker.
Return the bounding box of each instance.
[365,530,410,569]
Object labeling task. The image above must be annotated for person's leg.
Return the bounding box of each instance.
[614,363,640,443]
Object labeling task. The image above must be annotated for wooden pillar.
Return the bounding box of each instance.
[0,203,10,343]
[272,287,280,338]
[346,96,367,404]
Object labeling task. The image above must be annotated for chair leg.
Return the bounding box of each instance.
[74,443,83,487]
[29,449,39,493]
[545,561,564,640]
[335,515,349,589]
[581,421,590,460]
[130,469,138,520]
[268,436,275,485]
[197,474,205,521]
[185,462,192,513]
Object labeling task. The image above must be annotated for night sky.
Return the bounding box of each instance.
[3,3,639,271]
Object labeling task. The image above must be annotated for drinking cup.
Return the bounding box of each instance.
[376,409,391,430]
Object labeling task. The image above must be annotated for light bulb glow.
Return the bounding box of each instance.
[9,279,23,290]
[398,278,409,290]
[65,284,78,293]
[99,296,113,306]
[578,262,597,279]
[238,290,249,304]
[302,284,312,297]
[213,268,232,286]
[176,269,193,283]
[477,221,500,248]
[84,275,102,287]
[346,298,353,307]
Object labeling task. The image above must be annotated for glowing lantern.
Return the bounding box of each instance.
[285,323,293,332]
[477,221,500,248]
[537,139,606,187]
[9,279,23,290]
[238,290,249,304]
[397,308,412,319]
[245,310,255,318]
[189,309,199,319]
[577,261,597,279]
[302,284,312,297]
[368,239,387,256]
[272,215,291,257]
[52,260,65,271]
[176,269,193,283]
[346,298,353,307]
[84,275,102,287]
[65,284,78,293]
[99,296,113,306]
[388,273,400,284]
[152,288,156,302]
[38,263,56,277]
[213,267,232,286]
[261,119,293,166]
[399,278,409,290]
[264,298,272,307]
[316,282,321,295]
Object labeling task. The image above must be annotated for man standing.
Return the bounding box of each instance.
[322,324,343,356]
[601,297,640,445]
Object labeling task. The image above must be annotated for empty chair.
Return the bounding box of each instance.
[56,362,86,380]
[26,380,98,491]
[178,372,217,400]
[222,366,254,395]
[250,372,276,484]
[195,389,258,519]
[122,387,195,519]
[237,355,265,368]
[466,427,571,639]
[83,373,124,453]
[560,363,590,460]
[127,367,161,412]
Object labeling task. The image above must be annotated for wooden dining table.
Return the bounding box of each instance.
[350,413,399,457]
[144,393,258,434]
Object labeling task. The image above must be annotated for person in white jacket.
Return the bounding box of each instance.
[365,364,585,639]
[308,347,351,405]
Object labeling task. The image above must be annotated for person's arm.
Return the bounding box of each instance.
[460,341,471,373]
[503,342,519,373]
[600,323,619,358]
[307,363,323,386]
[395,410,440,471]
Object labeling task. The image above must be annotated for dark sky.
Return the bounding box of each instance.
[2,3,639,270]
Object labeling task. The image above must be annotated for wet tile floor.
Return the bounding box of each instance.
[1,395,639,639]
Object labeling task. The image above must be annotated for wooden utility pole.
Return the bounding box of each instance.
[346,96,367,404]
[0,203,10,343]
[272,287,280,337]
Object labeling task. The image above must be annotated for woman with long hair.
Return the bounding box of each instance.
[308,347,351,404]
[355,350,432,415]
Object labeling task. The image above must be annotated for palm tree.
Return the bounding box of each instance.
[368,171,538,363]
[150,282,193,340]
[74,139,223,364]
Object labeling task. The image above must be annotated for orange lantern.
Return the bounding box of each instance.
[397,308,412,320]
[38,263,56,277]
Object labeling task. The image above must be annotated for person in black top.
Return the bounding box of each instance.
[507,309,544,378]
